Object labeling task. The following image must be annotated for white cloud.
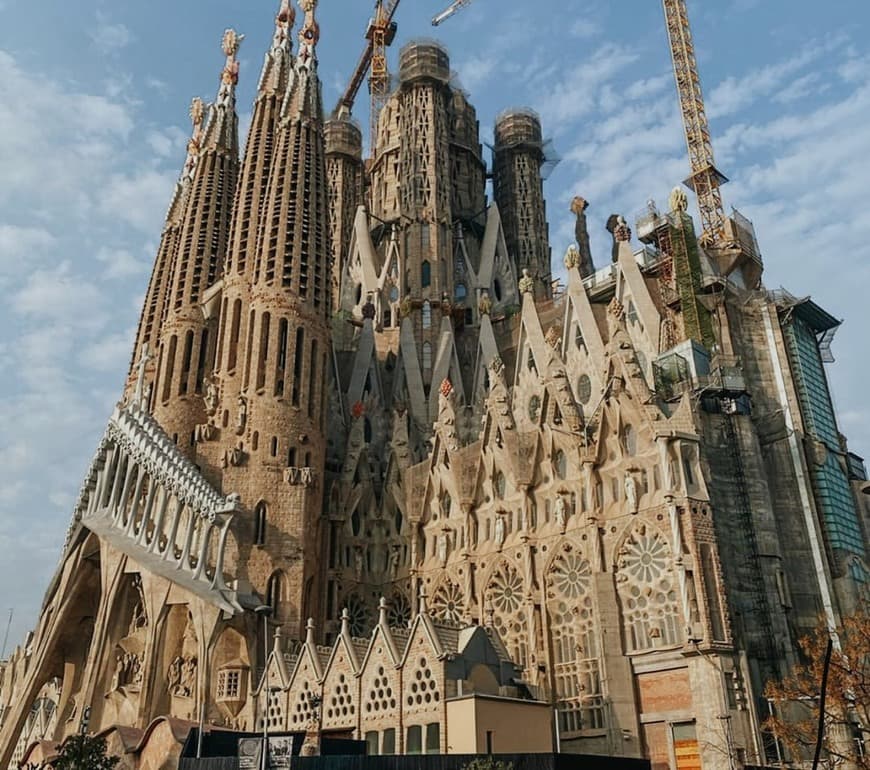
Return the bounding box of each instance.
[98,168,177,233]
[0,225,55,278]
[90,13,132,54]
[707,38,840,118]
[95,246,148,279]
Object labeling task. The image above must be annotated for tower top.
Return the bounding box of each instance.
[298,0,320,64]
[218,28,244,108]
[273,0,296,50]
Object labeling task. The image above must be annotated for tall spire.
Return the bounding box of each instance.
[201,0,333,633]
[279,0,322,121]
[217,29,244,109]
[150,30,241,450]
[258,0,296,94]
[123,98,206,402]
[297,0,320,65]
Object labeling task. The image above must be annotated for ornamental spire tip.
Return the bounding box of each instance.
[298,0,320,60]
[218,28,244,106]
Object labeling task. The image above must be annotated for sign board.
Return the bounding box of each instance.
[238,737,261,770]
[238,735,296,769]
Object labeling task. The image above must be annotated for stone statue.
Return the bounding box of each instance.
[133,344,153,408]
[554,493,567,533]
[478,290,492,316]
[564,246,579,270]
[167,656,184,696]
[437,532,449,567]
[204,378,219,416]
[463,506,478,549]
[570,196,595,278]
[518,268,534,295]
[624,472,639,514]
[353,547,364,581]
[669,186,689,214]
[388,546,401,580]
[235,395,247,436]
[606,214,631,261]
[494,513,506,548]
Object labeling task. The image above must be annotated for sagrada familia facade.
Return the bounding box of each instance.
[2,1,868,768]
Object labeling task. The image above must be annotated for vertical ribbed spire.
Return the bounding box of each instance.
[217,29,244,109]
[201,0,333,636]
[150,31,241,451]
[123,99,206,402]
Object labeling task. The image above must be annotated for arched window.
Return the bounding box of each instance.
[227,298,241,372]
[421,260,431,288]
[254,501,267,546]
[494,472,506,499]
[616,524,682,651]
[487,562,528,670]
[547,544,604,732]
[178,329,193,396]
[422,301,432,330]
[266,571,284,616]
[422,342,432,371]
[455,284,467,301]
[554,450,568,480]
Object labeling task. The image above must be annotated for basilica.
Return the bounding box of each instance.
[1,1,868,768]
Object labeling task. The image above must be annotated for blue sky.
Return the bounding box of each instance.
[0,0,868,648]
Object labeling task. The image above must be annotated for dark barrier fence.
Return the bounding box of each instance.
[180,753,651,770]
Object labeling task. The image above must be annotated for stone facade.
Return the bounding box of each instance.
[2,3,868,770]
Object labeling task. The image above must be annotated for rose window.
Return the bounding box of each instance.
[616,525,682,651]
[549,550,591,601]
[387,592,411,627]
[431,581,463,624]
[489,565,524,614]
[344,594,370,637]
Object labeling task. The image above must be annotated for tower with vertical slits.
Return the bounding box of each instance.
[148,33,241,455]
[492,109,551,300]
[201,0,333,632]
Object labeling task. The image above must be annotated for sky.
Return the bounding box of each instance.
[0,0,868,650]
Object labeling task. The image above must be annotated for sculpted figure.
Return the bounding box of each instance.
[353,547,364,582]
[478,290,493,316]
[625,472,639,514]
[570,196,596,278]
[437,532,449,567]
[167,656,183,695]
[554,493,567,533]
[606,214,631,260]
[205,378,219,415]
[669,185,689,214]
[494,513,506,548]
[518,268,534,295]
[235,395,247,436]
[388,546,401,580]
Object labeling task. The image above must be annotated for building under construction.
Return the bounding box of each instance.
[1,1,868,768]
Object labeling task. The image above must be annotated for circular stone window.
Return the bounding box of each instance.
[577,374,592,405]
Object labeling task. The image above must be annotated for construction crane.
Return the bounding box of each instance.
[662,0,729,247]
[333,0,400,150]
[432,0,475,26]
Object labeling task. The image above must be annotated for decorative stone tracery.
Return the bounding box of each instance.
[616,524,682,651]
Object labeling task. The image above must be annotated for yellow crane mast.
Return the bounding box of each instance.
[662,0,729,247]
[334,0,401,155]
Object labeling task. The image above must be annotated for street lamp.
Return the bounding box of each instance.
[254,604,273,770]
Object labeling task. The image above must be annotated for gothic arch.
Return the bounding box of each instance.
[544,540,604,733]
[430,576,464,624]
[483,558,529,671]
[614,521,682,652]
